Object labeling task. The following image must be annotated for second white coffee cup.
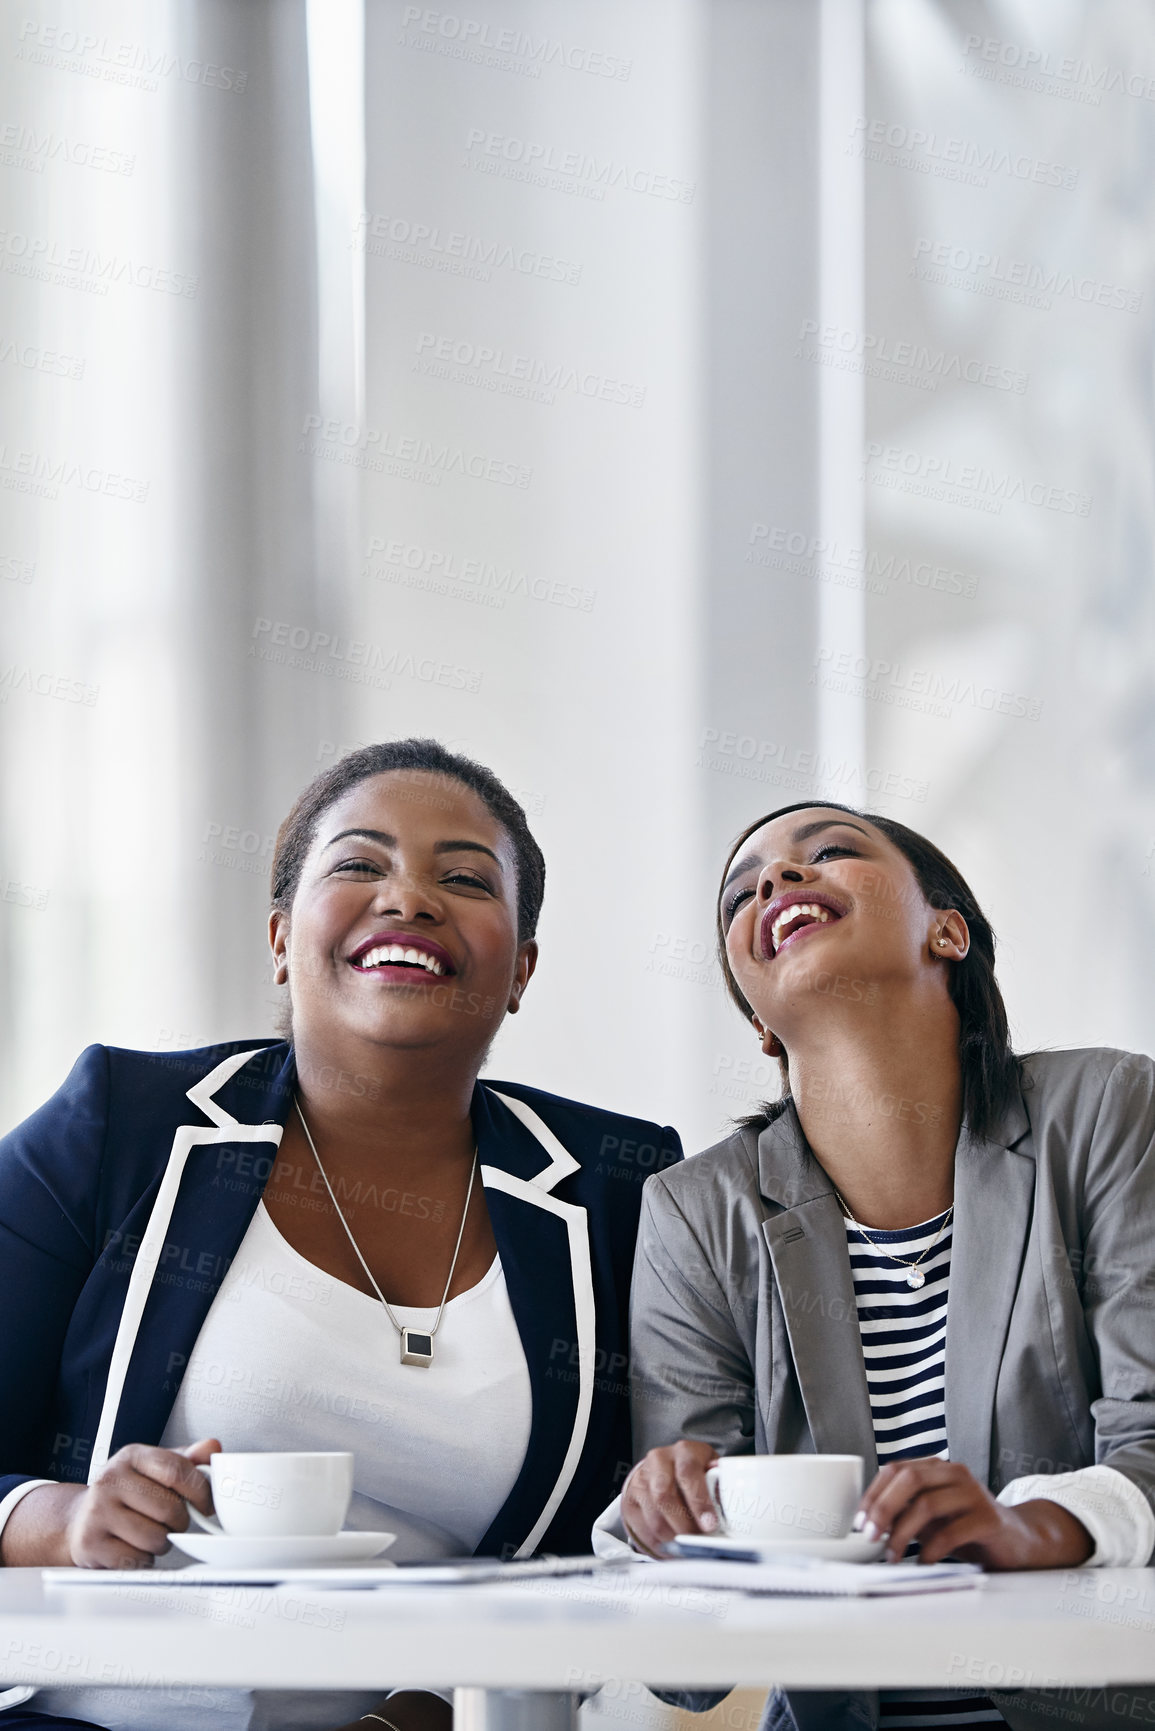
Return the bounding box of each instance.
[189,1451,354,1538]
[706,1454,863,1542]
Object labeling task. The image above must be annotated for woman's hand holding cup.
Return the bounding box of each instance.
[620,1440,720,1555]
[624,1447,868,1556]
[854,1459,1094,1569]
[0,1437,220,1568]
[64,1437,221,1568]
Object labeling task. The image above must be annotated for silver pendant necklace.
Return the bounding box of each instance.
[295,1100,478,1367]
[833,1187,953,1289]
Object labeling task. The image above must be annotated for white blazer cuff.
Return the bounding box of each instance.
[998,1464,1155,1567]
[593,1491,649,1560]
[0,1478,54,1550]
[592,1489,656,1560]
[592,1492,632,1558]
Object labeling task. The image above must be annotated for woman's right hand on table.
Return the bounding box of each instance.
[0,1437,220,1568]
[620,1439,720,1556]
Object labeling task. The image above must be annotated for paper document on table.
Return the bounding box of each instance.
[41,1556,610,1590]
[41,1555,978,1598]
[631,1559,984,1597]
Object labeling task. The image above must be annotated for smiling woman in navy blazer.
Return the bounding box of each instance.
[0,739,680,1731]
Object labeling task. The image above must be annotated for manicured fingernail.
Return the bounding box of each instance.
[851,1510,866,1532]
[864,1521,880,1542]
[700,1509,717,1531]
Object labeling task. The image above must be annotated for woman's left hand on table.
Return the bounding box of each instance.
[856,1459,1094,1569]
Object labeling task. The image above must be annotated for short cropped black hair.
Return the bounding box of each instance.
[270,739,545,943]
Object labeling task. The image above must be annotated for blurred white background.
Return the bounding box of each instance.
[1,0,1153,1173]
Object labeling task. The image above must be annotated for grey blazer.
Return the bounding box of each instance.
[630,1048,1155,1731]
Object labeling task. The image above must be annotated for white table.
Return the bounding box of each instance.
[2,1566,1154,1726]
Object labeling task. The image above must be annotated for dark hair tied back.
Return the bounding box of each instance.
[716,801,1021,1143]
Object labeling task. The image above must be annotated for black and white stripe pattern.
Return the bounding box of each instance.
[845,1210,951,1464]
[846,1207,1004,1730]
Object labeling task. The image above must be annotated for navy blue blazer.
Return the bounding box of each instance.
[0,1039,681,1558]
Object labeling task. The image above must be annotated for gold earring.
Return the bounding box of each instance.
[753,1018,784,1059]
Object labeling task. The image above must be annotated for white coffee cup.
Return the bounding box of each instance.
[189,1452,354,1538]
[706,1455,863,1543]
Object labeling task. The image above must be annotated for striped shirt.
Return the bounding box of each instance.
[845,1207,1004,1731]
[847,1208,951,1464]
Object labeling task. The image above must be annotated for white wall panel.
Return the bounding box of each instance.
[1,0,1152,1154]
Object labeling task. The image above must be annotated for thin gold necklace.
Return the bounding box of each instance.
[833,1187,953,1290]
[294,1100,478,1367]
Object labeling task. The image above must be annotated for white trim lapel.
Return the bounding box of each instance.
[88,1048,283,1477]
[481,1088,594,1557]
[488,1089,581,1189]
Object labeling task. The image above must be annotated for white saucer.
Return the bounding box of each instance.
[168,1530,396,1568]
[672,1532,887,1564]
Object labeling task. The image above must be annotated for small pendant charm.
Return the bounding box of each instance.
[400,1328,434,1367]
[906,1269,926,1290]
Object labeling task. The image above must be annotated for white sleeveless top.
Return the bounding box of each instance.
[36,1201,533,1730]
[162,1201,534,1557]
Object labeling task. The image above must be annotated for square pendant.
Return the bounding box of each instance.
[400,1328,434,1367]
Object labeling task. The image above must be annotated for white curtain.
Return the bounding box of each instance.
[0,0,344,1119]
[861,0,1155,1058]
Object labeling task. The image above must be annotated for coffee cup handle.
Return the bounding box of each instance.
[704,1466,728,1537]
[186,1462,223,1534]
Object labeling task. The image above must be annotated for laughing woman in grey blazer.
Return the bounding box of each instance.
[618,801,1155,1731]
